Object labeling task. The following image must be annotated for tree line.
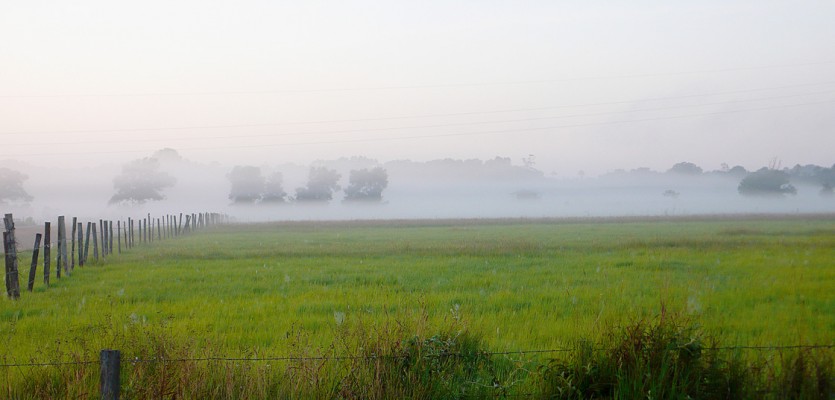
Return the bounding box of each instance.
[0,153,833,206]
[227,165,389,205]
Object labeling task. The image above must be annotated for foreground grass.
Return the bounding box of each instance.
[1,216,834,398]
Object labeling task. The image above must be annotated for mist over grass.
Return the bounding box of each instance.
[2,154,832,224]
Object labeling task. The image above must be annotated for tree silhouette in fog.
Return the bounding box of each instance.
[227,166,265,204]
[261,171,288,203]
[667,162,703,175]
[295,167,341,202]
[738,168,796,197]
[109,158,176,205]
[343,167,388,202]
[0,168,33,205]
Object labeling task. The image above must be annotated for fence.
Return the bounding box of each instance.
[0,344,832,399]
[3,212,229,299]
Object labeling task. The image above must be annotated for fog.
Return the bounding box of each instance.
[1,1,834,222]
[2,152,832,227]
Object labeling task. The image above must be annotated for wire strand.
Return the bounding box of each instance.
[2,344,831,367]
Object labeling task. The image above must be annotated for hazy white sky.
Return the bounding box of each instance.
[1,1,834,175]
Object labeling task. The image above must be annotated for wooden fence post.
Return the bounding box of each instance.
[4,232,20,299]
[28,234,42,291]
[178,213,183,235]
[71,217,77,271]
[3,215,20,299]
[157,218,161,240]
[77,222,83,267]
[109,221,114,254]
[117,221,121,254]
[44,222,51,284]
[100,220,107,258]
[3,214,20,299]
[100,349,120,400]
[92,223,99,263]
[83,222,92,266]
[4,232,14,298]
[57,216,68,276]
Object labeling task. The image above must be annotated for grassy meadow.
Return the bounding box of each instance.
[1,216,834,398]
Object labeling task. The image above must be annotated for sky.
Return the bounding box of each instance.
[1,0,834,176]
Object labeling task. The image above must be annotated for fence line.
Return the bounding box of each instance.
[1,344,832,368]
[4,212,229,298]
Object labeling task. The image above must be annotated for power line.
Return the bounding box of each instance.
[8,98,834,158]
[4,81,835,137]
[2,60,833,98]
[3,88,835,147]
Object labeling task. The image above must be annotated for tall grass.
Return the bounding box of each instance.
[4,309,832,399]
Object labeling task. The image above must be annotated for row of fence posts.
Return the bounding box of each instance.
[4,212,227,299]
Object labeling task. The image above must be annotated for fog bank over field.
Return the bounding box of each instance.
[1,152,832,224]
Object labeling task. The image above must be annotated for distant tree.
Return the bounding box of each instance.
[227,166,264,204]
[667,162,703,175]
[152,148,184,163]
[727,165,748,177]
[738,168,796,197]
[0,168,33,205]
[261,171,287,203]
[295,167,341,202]
[816,165,835,197]
[109,158,176,205]
[343,167,388,202]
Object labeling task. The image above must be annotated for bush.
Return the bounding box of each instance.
[539,314,750,399]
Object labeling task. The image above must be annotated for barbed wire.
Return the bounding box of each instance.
[1,344,831,368]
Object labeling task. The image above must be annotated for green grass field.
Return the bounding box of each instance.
[2,216,834,398]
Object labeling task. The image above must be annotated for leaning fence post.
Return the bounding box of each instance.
[28,234,42,291]
[100,349,120,400]
[83,222,92,266]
